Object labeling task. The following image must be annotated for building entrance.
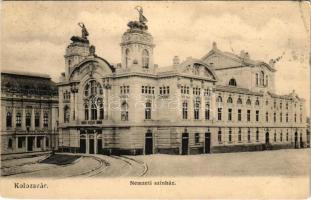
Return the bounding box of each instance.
[145,131,153,155]
[181,132,189,155]
[27,137,34,151]
[79,128,102,154]
[205,132,211,153]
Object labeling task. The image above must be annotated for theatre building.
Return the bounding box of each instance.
[57,13,308,155]
[1,71,58,156]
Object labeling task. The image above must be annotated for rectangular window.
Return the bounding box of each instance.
[182,102,188,119]
[228,108,232,121]
[247,128,251,142]
[266,112,269,122]
[247,110,251,122]
[205,103,210,120]
[195,133,200,144]
[218,128,222,143]
[280,132,283,142]
[238,109,242,121]
[280,113,282,123]
[228,128,232,142]
[256,128,259,141]
[142,86,144,93]
[18,137,24,148]
[256,110,259,122]
[218,108,222,121]
[274,132,277,142]
[286,113,288,122]
[274,113,276,122]
[286,131,289,141]
[238,128,242,142]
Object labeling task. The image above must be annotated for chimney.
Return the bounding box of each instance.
[244,52,250,59]
[212,41,217,50]
[240,50,245,58]
[173,56,180,65]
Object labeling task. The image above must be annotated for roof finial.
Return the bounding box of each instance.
[78,22,89,39]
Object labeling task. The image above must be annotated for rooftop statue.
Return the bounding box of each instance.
[135,6,148,24]
[70,22,90,43]
[78,22,89,39]
[127,6,148,31]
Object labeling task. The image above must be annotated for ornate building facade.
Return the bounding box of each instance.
[57,13,308,155]
[1,71,58,156]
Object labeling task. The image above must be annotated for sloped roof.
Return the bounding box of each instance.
[1,71,58,96]
[202,47,276,72]
[216,85,263,96]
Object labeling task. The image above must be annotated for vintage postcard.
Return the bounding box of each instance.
[0,1,310,199]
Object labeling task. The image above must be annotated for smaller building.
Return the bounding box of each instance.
[1,71,58,156]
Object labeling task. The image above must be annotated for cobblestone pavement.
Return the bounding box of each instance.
[131,149,310,177]
[1,153,147,178]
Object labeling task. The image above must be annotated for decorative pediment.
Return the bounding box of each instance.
[179,59,217,81]
[68,57,114,81]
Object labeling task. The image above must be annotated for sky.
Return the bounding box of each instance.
[1,1,310,115]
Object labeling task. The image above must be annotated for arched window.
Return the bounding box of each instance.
[265,75,268,86]
[121,101,128,121]
[142,49,149,68]
[16,112,21,127]
[84,103,89,120]
[26,112,31,127]
[255,99,260,106]
[246,99,251,105]
[227,97,233,104]
[216,96,222,103]
[64,106,70,123]
[194,100,200,120]
[35,112,40,127]
[43,112,49,127]
[125,49,130,68]
[6,112,12,127]
[91,103,97,120]
[99,99,104,120]
[182,101,188,119]
[260,71,264,86]
[228,78,237,86]
[145,102,152,119]
[84,84,89,97]
[237,98,243,105]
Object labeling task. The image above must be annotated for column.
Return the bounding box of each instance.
[94,131,97,154]
[86,134,89,154]
[31,108,35,131]
[40,108,44,128]
[12,107,16,129]
[105,87,109,120]
[34,137,37,152]
[22,107,26,130]
[15,137,19,151]
[43,137,46,150]
[70,92,75,121]
[25,136,28,152]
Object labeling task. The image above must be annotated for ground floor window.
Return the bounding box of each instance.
[228,128,232,142]
[218,128,222,143]
[247,128,251,142]
[256,128,259,142]
[238,128,242,142]
[18,137,24,148]
[46,137,49,147]
[8,138,13,149]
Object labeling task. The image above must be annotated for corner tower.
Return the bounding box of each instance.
[64,23,90,79]
[120,7,155,71]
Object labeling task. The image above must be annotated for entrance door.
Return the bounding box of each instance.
[80,139,86,153]
[89,139,94,154]
[295,132,298,148]
[205,132,211,153]
[145,131,153,155]
[97,139,102,154]
[27,137,33,151]
[181,133,189,155]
